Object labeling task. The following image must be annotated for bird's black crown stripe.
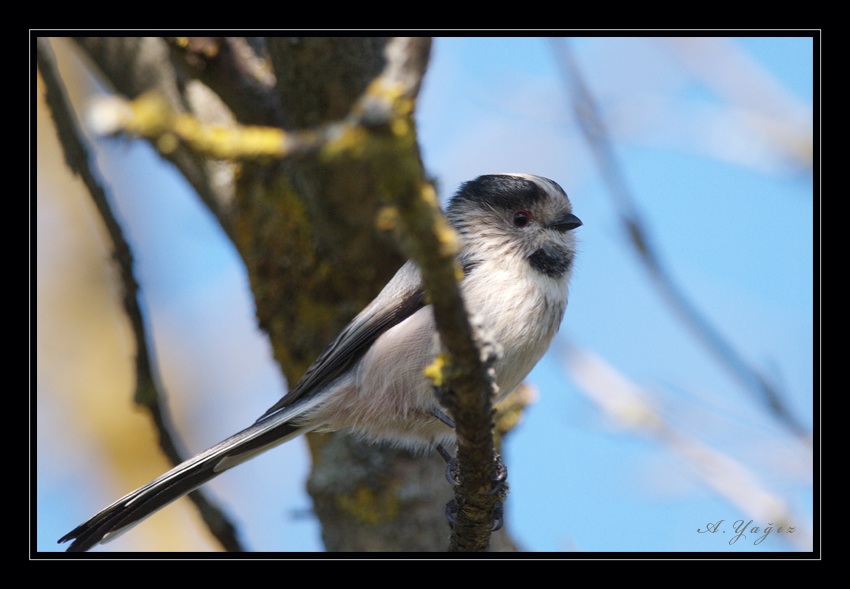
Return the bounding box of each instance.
[450,175,566,213]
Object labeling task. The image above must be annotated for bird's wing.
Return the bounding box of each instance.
[258,260,426,419]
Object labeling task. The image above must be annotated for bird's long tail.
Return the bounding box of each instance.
[59,408,314,552]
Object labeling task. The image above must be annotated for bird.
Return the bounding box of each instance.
[58,173,582,552]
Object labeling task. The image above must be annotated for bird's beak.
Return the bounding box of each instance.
[551,213,582,233]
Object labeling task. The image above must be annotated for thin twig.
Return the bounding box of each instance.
[165,36,282,127]
[561,341,812,551]
[549,38,809,439]
[36,37,244,552]
[70,37,232,227]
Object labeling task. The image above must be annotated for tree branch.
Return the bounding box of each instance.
[70,37,234,229]
[550,37,810,440]
[561,340,812,550]
[165,36,283,127]
[36,37,244,552]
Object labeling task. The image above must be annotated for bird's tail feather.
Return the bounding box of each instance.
[59,408,314,552]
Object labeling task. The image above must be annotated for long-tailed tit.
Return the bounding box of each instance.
[59,173,581,552]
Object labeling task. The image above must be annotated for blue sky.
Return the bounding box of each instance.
[36,35,815,554]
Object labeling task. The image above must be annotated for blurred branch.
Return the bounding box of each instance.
[561,341,812,551]
[165,36,283,127]
[661,37,813,172]
[84,43,423,164]
[70,37,233,225]
[549,38,810,440]
[36,37,245,552]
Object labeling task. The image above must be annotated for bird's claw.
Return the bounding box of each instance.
[485,452,508,494]
[436,444,460,485]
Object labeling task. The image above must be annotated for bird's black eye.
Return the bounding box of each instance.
[512,210,532,228]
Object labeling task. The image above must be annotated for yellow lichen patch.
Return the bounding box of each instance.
[170,116,287,159]
[415,184,459,259]
[363,79,414,120]
[212,125,286,159]
[434,221,460,259]
[335,485,400,525]
[375,205,399,232]
[316,78,418,164]
[390,115,412,138]
[453,261,465,282]
[125,92,172,135]
[320,124,371,160]
[155,133,180,154]
[173,36,220,58]
[418,183,439,207]
[423,352,452,388]
[91,92,290,160]
[492,383,538,440]
[91,78,422,166]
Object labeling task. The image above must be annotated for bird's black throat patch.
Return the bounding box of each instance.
[528,246,572,278]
